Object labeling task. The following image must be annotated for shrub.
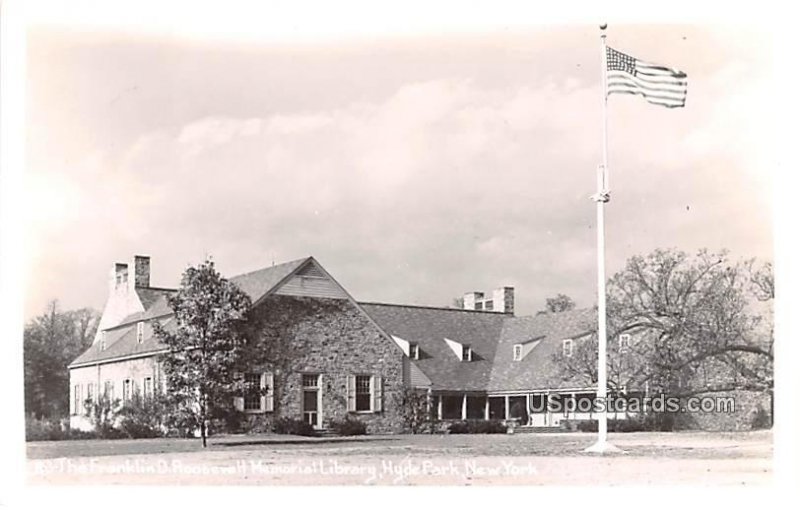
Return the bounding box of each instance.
[394,388,436,434]
[329,416,367,436]
[573,418,646,433]
[86,394,125,439]
[25,416,97,441]
[272,417,318,437]
[750,405,772,430]
[116,393,169,439]
[448,419,507,434]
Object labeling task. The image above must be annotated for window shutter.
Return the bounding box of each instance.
[346,375,356,412]
[372,376,383,413]
[265,372,274,412]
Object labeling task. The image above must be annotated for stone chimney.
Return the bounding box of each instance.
[133,255,151,288]
[493,287,515,315]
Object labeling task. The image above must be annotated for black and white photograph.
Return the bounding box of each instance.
[1,0,797,499]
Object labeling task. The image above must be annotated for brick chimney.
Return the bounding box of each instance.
[133,255,150,288]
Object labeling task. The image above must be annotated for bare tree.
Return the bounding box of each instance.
[553,249,773,399]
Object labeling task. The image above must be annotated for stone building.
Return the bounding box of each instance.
[68,255,770,433]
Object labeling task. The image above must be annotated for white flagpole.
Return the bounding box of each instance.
[585,23,620,454]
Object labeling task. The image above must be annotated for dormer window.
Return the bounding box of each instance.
[562,338,573,357]
[136,322,144,344]
[619,334,631,352]
[513,344,523,361]
[409,343,419,360]
[461,345,473,362]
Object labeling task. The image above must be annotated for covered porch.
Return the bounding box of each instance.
[430,388,641,427]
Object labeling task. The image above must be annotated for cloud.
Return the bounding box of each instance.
[25,66,772,318]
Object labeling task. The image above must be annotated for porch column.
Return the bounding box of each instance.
[461,394,467,420]
[484,397,490,420]
[504,395,510,420]
[571,392,576,419]
[437,395,443,420]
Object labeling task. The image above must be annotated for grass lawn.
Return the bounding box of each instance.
[26,430,772,485]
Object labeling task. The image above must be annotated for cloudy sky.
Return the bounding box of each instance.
[23,8,773,319]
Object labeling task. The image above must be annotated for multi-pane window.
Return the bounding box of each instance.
[143,377,153,399]
[122,379,132,403]
[355,375,372,412]
[303,374,320,426]
[461,345,472,362]
[409,343,419,360]
[562,339,573,357]
[619,334,631,352]
[73,384,81,415]
[244,373,263,411]
[513,344,523,361]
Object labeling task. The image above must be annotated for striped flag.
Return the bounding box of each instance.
[606,46,688,108]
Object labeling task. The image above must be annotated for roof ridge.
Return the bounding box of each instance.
[359,301,511,315]
[228,256,311,280]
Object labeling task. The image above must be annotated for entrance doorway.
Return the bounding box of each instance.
[302,374,321,428]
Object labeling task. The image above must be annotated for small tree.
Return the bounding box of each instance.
[154,259,252,447]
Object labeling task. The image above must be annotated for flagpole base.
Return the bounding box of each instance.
[583,440,624,454]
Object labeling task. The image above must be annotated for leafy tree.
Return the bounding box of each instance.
[545,294,576,313]
[154,259,252,447]
[554,249,773,405]
[23,302,99,419]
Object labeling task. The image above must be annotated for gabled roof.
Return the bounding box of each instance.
[70,257,313,367]
[229,257,310,303]
[359,303,506,391]
[70,316,177,367]
[487,308,596,392]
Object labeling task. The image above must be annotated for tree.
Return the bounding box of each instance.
[545,294,576,313]
[23,301,99,419]
[554,249,773,407]
[154,259,252,447]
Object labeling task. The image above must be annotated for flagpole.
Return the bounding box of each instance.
[585,23,620,454]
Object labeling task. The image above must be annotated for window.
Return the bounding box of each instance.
[347,375,382,413]
[136,322,144,344]
[619,334,631,352]
[562,339,573,357]
[461,344,473,362]
[143,377,153,399]
[303,374,320,425]
[101,331,107,351]
[513,344,523,361]
[475,302,484,311]
[104,381,114,399]
[73,384,81,415]
[86,383,94,404]
[484,300,494,311]
[244,373,263,411]
[409,343,419,360]
[122,379,132,403]
[355,375,372,412]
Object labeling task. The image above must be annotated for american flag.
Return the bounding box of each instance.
[606,46,688,108]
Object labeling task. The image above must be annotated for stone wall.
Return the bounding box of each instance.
[241,295,405,434]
